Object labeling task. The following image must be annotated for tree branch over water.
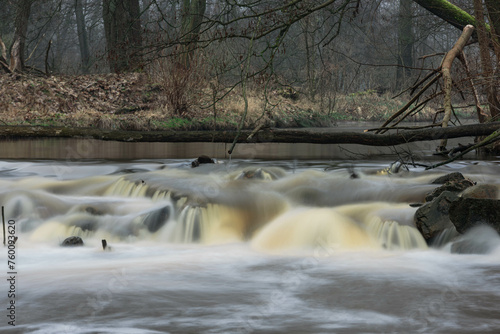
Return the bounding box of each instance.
[1,122,499,146]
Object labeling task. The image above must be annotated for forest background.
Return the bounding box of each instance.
[0,0,499,133]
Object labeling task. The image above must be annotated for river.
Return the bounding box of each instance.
[1,140,500,333]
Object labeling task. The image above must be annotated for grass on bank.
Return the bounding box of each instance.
[0,73,477,131]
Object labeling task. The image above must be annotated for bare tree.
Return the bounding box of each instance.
[75,0,91,73]
[103,0,142,72]
[179,0,207,69]
[396,0,414,87]
[9,0,33,72]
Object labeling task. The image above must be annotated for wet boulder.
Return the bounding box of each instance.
[431,172,466,184]
[449,197,500,235]
[425,178,474,202]
[234,167,285,181]
[143,206,170,232]
[191,155,215,168]
[415,191,459,242]
[460,184,498,199]
[61,236,84,247]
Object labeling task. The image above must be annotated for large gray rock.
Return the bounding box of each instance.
[449,197,500,234]
[61,236,84,247]
[415,191,459,242]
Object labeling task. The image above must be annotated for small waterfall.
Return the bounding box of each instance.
[365,218,427,250]
[104,178,149,198]
[164,203,254,244]
[6,162,488,253]
[251,208,379,254]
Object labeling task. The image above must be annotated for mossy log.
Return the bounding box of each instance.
[0,122,499,146]
[413,0,480,31]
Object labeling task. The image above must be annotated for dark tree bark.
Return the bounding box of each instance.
[103,0,142,73]
[75,0,91,73]
[485,0,500,49]
[179,0,206,69]
[473,0,500,119]
[9,0,32,72]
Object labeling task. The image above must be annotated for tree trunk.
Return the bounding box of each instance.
[473,0,500,119]
[9,0,32,72]
[1,122,499,145]
[75,0,91,73]
[179,0,207,69]
[103,0,142,73]
[302,14,318,101]
[396,0,414,87]
[485,0,500,59]
[0,36,9,73]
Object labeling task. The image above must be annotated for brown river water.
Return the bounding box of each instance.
[0,134,499,334]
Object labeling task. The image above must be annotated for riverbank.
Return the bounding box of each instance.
[0,73,461,131]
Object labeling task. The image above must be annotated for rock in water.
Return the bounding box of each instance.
[414,191,459,242]
[460,184,499,199]
[425,179,474,202]
[61,236,84,247]
[143,206,170,232]
[191,155,215,168]
[449,198,500,234]
[431,172,465,184]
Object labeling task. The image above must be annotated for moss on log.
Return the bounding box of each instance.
[413,0,480,31]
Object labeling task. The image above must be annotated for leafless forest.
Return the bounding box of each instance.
[0,1,499,131]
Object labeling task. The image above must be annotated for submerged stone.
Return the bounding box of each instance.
[61,236,84,247]
[143,206,170,232]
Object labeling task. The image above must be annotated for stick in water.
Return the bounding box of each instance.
[2,206,5,246]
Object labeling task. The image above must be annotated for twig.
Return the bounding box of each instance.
[418,52,445,60]
[365,123,442,132]
[45,40,52,75]
[426,128,500,169]
[228,18,260,155]
[376,73,441,134]
[388,93,442,129]
[458,51,487,123]
[2,206,5,246]
[409,70,440,96]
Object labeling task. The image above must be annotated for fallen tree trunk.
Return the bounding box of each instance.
[0,122,499,146]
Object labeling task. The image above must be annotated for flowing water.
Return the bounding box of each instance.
[1,157,500,334]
